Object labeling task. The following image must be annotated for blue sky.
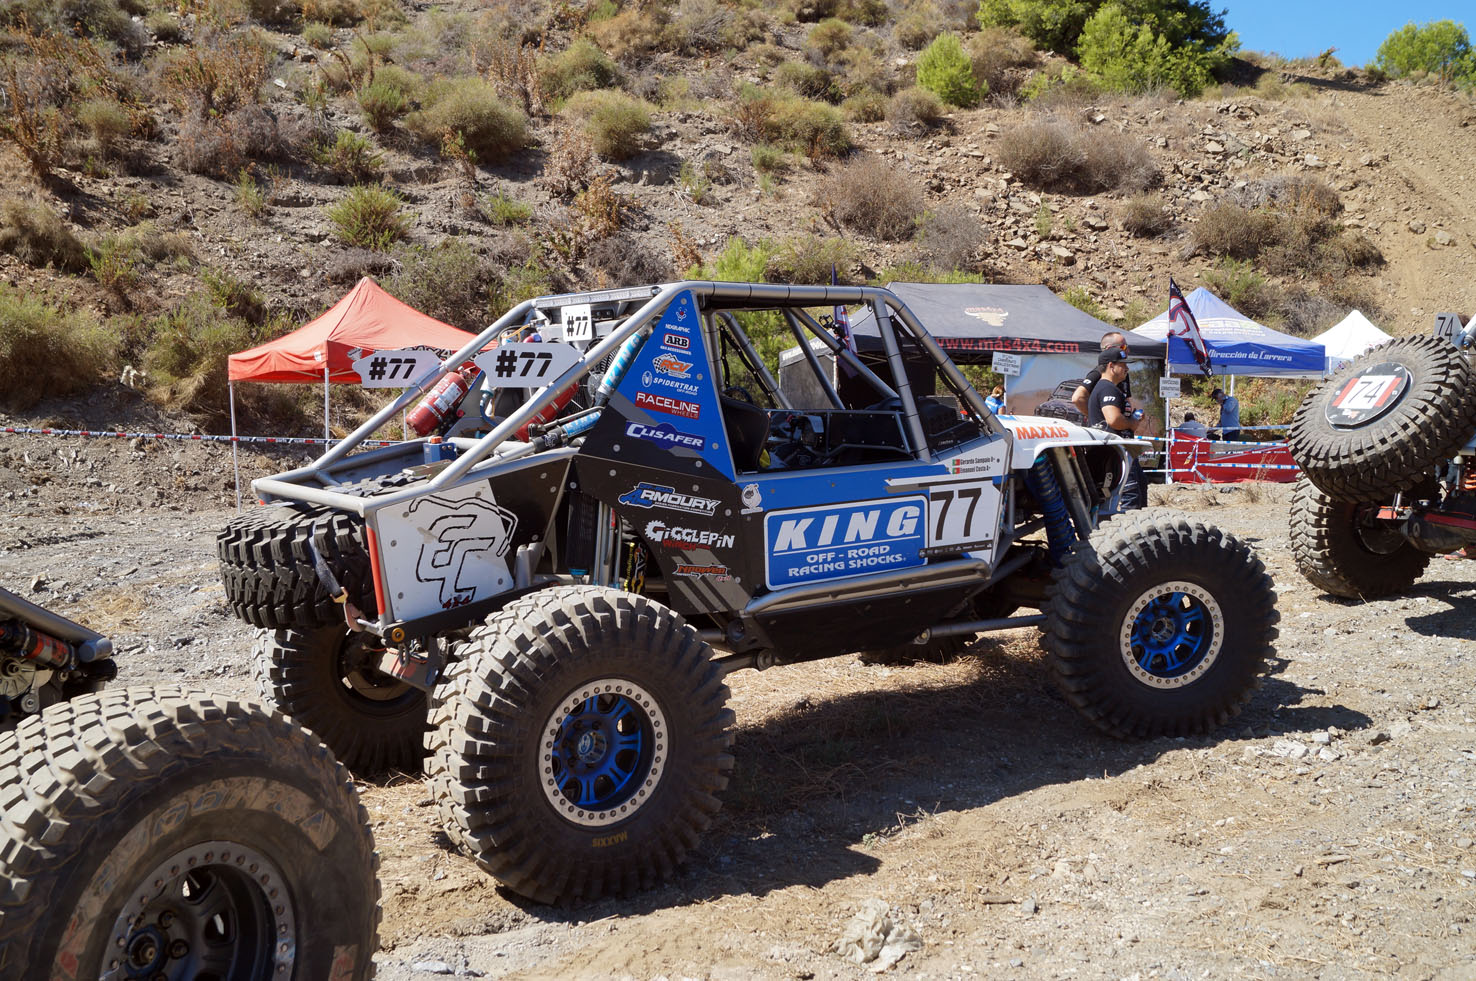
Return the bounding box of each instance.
[1222,1,1470,67]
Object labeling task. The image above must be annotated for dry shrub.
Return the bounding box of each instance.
[842,88,887,121]
[408,77,527,162]
[0,198,89,273]
[887,85,943,130]
[0,285,115,409]
[1192,203,1277,259]
[774,60,836,101]
[157,29,271,120]
[996,117,1156,193]
[585,6,670,64]
[735,85,850,159]
[817,155,925,241]
[313,129,383,183]
[325,184,411,250]
[1237,175,1341,216]
[914,204,986,268]
[75,97,132,156]
[766,233,858,283]
[540,129,598,198]
[325,246,395,283]
[387,238,494,330]
[1119,193,1170,237]
[563,90,650,160]
[968,26,1036,98]
[484,37,545,115]
[587,232,673,287]
[572,174,629,239]
[176,105,282,177]
[539,38,618,103]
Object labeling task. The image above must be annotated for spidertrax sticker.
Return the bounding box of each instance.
[765,496,926,589]
[619,482,720,515]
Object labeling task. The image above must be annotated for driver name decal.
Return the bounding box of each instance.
[765,497,926,588]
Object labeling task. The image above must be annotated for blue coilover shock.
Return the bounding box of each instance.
[1025,454,1076,564]
[595,328,648,406]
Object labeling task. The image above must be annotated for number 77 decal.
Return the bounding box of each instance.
[473,343,582,389]
[923,479,1002,557]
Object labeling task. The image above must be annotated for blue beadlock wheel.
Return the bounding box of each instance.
[1119,580,1224,689]
[540,679,668,827]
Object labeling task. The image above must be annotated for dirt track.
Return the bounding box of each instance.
[3,435,1475,979]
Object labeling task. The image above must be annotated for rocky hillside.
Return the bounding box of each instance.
[1,0,1473,432]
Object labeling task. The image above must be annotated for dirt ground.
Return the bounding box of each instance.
[3,432,1475,980]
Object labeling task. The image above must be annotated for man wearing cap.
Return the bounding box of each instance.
[1070,331,1132,419]
[1087,348,1146,510]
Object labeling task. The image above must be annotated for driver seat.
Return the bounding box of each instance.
[721,395,770,472]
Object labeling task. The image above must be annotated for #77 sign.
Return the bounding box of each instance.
[473,342,582,388]
[352,348,443,388]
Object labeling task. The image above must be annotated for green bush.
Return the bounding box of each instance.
[774,60,836,101]
[873,262,985,284]
[480,190,532,225]
[357,67,420,130]
[887,86,945,129]
[1202,258,1276,323]
[325,184,412,250]
[737,86,850,159]
[766,234,858,283]
[916,32,984,107]
[751,143,789,173]
[314,130,384,183]
[563,90,650,159]
[690,235,775,281]
[76,97,132,155]
[86,235,138,293]
[842,88,888,121]
[235,169,268,217]
[1077,2,1231,96]
[0,199,89,273]
[807,18,854,57]
[302,21,334,47]
[408,78,527,162]
[142,292,261,421]
[1375,20,1476,86]
[539,39,619,102]
[388,238,493,330]
[0,285,115,409]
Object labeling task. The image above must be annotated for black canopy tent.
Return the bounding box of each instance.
[846,283,1161,360]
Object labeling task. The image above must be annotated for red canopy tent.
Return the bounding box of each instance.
[226,278,479,505]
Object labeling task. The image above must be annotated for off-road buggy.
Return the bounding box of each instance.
[0,590,379,979]
[1289,312,1476,598]
[218,281,1278,904]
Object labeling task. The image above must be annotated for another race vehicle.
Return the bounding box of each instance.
[218,281,1279,903]
[1289,312,1476,598]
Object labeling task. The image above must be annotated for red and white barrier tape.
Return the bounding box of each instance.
[0,426,402,447]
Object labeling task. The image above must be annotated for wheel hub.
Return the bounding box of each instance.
[1119,580,1225,689]
[540,679,667,828]
[104,841,294,981]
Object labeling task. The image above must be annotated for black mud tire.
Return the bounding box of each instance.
[0,686,379,980]
[254,625,429,775]
[217,502,375,631]
[857,636,970,666]
[1043,511,1279,740]
[1288,477,1431,599]
[1289,335,1476,501]
[426,586,734,904]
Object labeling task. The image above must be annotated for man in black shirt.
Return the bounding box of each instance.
[1070,331,1131,418]
[1087,349,1146,510]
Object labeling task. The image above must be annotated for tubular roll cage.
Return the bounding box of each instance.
[252,281,1010,513]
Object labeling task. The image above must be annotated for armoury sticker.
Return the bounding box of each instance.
[645,520,735,550]
[618,482,720,515]
[625,421,704,451]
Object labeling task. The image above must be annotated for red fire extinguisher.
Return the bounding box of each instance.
[407,368,472,437]
[515,382,579,441]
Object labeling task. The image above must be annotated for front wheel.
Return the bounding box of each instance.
[1043,511,1279,739]
[0,686,379,980]
[1289,477,1431,598]
[427,586,734,904]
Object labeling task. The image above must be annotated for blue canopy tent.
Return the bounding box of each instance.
[1131,287,1325,377]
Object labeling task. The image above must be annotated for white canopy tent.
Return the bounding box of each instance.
[1312,310,1392,374]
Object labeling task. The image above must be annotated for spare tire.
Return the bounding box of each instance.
[1288,477,1431,599]
[217,503,376,630]
[1289,335,1476,501]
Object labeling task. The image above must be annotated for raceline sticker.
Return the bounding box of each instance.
[645,520,734,550]
[619,482,720,515]
[625,420,704,451]
[765,496,926,589]
[635,391,700,420]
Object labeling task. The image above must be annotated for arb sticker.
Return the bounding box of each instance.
[765,497,926,588]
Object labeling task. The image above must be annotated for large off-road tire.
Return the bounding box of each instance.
[1288,477,1431,599]
[217,502,375,631]
[1289,335,1476,501]
[1043,511,1279,740]
[427,586,734,904]
[0,686,379,980]
[255,625,429,775]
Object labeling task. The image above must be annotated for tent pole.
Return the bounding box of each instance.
[323,362,331,443]
[229,381,242,511]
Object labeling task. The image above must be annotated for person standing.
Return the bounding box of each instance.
[1071,331,1133,419]
[1087,349,1146,511]
[985,385,1005,414]
[1212,388,1240,441]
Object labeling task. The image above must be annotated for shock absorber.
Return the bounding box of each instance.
[0,619,74,670]
[1025,455,1077,565]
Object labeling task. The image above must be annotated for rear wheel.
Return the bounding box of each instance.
[254,625,428,775]
[0,686,379,980]
[1289,335,1476,501]
[1289,477,1431,598]
[427,586,733,904]
[1043,511,1278,739]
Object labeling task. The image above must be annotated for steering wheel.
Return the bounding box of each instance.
[723,385,757,405]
